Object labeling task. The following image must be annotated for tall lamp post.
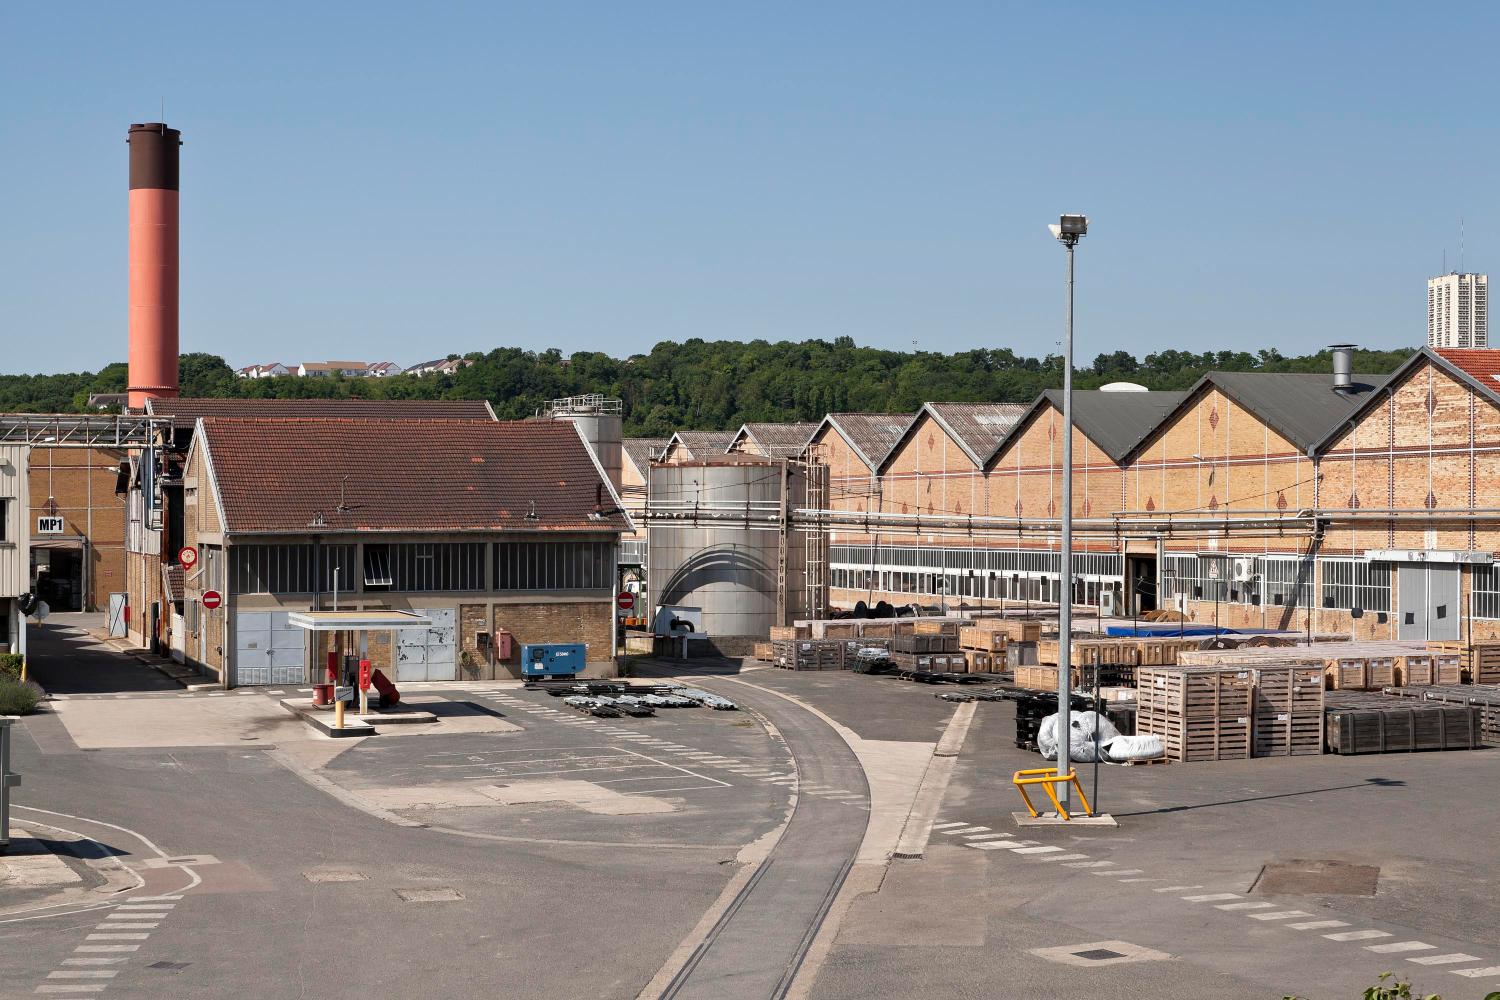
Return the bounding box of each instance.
[1048,213,1088,810]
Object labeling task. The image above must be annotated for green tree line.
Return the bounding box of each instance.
[0,339,1416,436]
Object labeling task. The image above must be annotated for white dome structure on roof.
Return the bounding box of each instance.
[1099,381,1150,393]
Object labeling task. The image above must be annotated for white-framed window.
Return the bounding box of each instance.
[1261,554,1314,610]
[1473,565,1500,620]
[1320,558,1391,613]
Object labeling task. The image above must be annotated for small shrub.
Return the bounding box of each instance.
[0,653,23,680]
[0,678,40,715]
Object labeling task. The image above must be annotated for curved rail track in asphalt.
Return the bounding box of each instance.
[655,675,870,1000]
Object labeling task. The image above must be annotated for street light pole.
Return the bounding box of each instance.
[1048,214,1088,811]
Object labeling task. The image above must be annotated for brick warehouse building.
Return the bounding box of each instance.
[810,347,1500,644]
[28,446,127,612]
[171,417,628,686]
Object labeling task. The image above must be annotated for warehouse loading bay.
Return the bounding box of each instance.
[8,614,1500,1000]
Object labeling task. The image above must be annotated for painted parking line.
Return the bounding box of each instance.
[1366,942,1434,954]
[1325,930,1391,942]
[1408,954,1481,966]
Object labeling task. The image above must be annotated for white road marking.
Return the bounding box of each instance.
[36,987,107,994]
[1183,894,1241,902]
[1249,911,1311,921]
[964,832,1011,840]
[1154,885,1202,892]
[126,895,181,902]
[73,946,138,954]
[967,841,1030,851]
[96,922,158,929]
[1101,869,1144,876]
[1063,861,1115,868]
[1217,902,1276,911]
[1408,954,1481,966]
[1037,853,1092,862]
[1286,920,1349,930]
[946,826,990,835]
[47,970,118,978]
[61,959,128,966]
[1011,846,1064,855]
[84,934,149,941]
[1451,967,1500,978]
[1118,878,1162,883]
[930,822,966,830]
[1325,930,1391,942]
[1367,942,1434,954]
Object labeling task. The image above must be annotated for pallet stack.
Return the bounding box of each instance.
[1136,666,1255,762]
[1428,641,1500,684]
[770,639,846,671]
[958,624,1009,674]
[1326,704,1483,754]
[1384,683,1500,747]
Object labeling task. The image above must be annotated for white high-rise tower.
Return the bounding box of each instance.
[1428,272,1488,349]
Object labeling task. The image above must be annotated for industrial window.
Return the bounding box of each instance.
[382,543,487,592]
[495,540,614,591]
[1160,554,1229,603]
[363,546,394,589]
[0,498,8,542]
[1261,555,1314,610]
[1320,558,1390,613]
[1473,565,1500,620]
[232,544,357,595]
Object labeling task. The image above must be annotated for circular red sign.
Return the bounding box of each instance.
[201,590,223,610]
[616,592,635,612]
[179,546,198,568]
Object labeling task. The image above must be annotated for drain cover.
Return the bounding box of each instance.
[303,870,368,883]
[395,887,464,902]
[1073,949,1126,961]
[1029,940,1171,967]
[148,961,191,972]
[1253,860,1379,896]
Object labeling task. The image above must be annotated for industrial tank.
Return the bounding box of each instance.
[545,395,623,494]
[647,457,823,645]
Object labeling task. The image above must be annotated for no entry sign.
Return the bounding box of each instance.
[616,591,635,613]
[201,590,223,610]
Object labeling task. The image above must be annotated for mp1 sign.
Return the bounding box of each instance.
[36,516,64,534]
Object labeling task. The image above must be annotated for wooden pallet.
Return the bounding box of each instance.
[958,626,1009,653]
[769,626,807,642]
[770,639,846,670]
[752,641,774,662]
[1136,666,1255,762]
[1251,665,1325,756]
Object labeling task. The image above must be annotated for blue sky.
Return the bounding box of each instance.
[3,3,1494,373]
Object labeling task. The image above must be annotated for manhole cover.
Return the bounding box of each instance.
[1253,860,1379,896]
[1029,941,1171,967]
[395,887,464,902]
[1073,949,1126,961]
[147,961,191,972]
[303,870,368,883]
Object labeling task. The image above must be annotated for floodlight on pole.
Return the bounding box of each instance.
[1050,213,1087,811]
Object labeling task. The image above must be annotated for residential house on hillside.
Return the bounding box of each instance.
[298,361,371,378]
[235,362,290,379]
[408,358,475,377]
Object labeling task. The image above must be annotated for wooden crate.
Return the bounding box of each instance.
[773,639,845,670]
[1138,641,1165,666]
[769,625,806,642]
[914,620,959,637]
[1324,658,1368,691]
[857,621,894,639]
[1251,666,1325,757]
[1326,706,1483,754]
[752,641,774,662]
[958,626,1008,653]
[964,650,994,673]
[1137,666,1254,762]
[1014,664,1060,691]
[1365,656,1397,689]
[821,621,858,640]
[1428,641,1500,684]
[1036,639,1060,665]
[1432,653,1464,685]
[1397,654,1434,686]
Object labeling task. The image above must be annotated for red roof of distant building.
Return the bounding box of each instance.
[1435,348,1500,384]
[197,418,626,535]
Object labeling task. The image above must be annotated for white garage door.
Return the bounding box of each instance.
[395,608,456,682]
[235,610,308,686]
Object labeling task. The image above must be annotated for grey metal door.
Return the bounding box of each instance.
[395,608,456,682]
[107,593,128,638]
[234,611,307,686]
[1397,565,1460,641]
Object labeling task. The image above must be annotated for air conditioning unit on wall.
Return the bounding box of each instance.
[1231,557,1258,583]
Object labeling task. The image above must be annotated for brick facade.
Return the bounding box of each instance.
[28,447,127,611]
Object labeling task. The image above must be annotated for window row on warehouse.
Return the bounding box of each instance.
[230,540,616,596]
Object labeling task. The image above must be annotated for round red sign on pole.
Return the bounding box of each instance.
[201,590,223,610]
[179,546,198,568]
[616,592,635,612]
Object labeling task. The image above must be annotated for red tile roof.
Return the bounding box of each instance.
[149,397,495,420]
[199,418,627,535]
[1435,348,1500,384]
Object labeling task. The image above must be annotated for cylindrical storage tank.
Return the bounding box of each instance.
[647,459,815,648]
[561,411,623,495]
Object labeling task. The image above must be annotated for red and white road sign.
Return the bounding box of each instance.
[358,659,372,692]
[201,590,223,610]
[616,591,636,613]
[179,546,198,568]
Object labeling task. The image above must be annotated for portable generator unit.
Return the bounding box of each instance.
[520,643,588,678]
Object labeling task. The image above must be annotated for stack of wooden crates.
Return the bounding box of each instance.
[1428,641,1500,684]
[958,620,1037,672]
[1137,664,1324,762]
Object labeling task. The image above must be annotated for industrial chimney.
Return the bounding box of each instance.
[1329,343,1355,393]
[127,123,181,410]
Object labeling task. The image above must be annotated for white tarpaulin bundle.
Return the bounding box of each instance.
[1038,711,1119,763]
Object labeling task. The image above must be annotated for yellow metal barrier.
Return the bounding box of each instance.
[1013,767,1094,821]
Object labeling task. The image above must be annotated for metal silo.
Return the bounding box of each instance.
[545,395,623,494]
[647,456,822,649]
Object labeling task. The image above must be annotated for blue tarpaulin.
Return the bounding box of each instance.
[1103,624,1301,638]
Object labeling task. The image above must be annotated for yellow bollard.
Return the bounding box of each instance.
[334,699,345,730]
[19,660,26,684]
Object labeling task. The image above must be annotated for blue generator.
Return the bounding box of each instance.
[521,643,588,678]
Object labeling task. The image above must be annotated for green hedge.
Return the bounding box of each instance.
[0,678,39,715]
[0,653,22,680]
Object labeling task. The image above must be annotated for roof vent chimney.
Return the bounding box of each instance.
[1330,344,1355,393]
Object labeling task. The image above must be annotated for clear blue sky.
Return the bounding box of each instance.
[3,3,1494,374]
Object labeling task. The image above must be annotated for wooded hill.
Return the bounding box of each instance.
[0,339,1415,437]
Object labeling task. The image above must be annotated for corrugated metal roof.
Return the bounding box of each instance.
[921,402,1030,467]
[735,422,819,458]
[665,430,738,460]
[1031,389,1192,464]
[149,397,496,421]
[816,413,911,470]
[622,437,669,475]
[198,418,627,535]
